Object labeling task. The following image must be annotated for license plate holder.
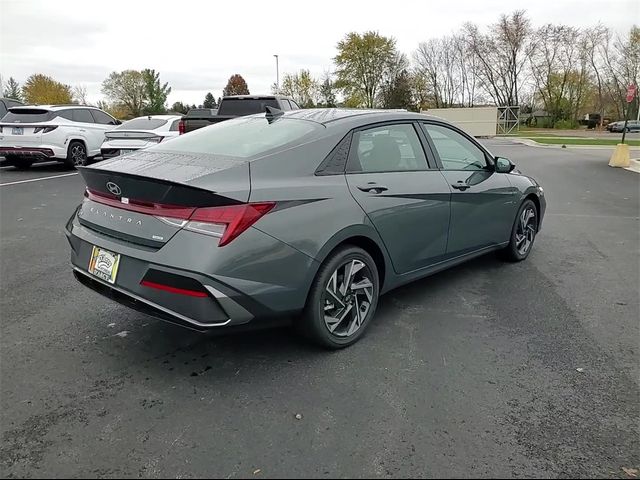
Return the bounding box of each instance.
[88,246,121,284]
[12,127,23,135]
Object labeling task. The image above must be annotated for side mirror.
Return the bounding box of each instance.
[495,157,515,173]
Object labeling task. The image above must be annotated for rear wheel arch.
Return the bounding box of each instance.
[314,229,388,291]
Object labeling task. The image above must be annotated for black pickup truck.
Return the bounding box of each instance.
[179,95,300,134]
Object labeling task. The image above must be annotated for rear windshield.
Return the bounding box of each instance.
[117,118,168,130]
[219,98,280,116]
[153,116,319,158]
[185,109,216,117]
[2,108,54,123]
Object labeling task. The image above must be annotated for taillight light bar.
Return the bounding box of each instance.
[85,188,275,247]
[178,120,185,135]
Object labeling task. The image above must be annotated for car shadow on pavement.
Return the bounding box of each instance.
[94,251,506,384]
[0,161,71,173]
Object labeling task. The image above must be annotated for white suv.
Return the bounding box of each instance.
[0,105,120,169]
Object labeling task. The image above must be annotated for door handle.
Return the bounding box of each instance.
[451,182,470,191]
[357,184,388,193]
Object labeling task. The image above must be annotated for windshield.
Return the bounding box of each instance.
[153,116,320,158]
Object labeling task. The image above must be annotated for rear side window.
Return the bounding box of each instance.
[3,108,54,123]
[170,119,180,131]
[154,116,319,158]
[91,110,117,125]
[348,124,428,173]
[218,98,280,116]
[117,118,168,130]
[290,100,301,110]
[0,103,6,119]
[73,109,95,123]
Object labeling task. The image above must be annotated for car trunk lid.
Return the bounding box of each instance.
[77,150,250,248]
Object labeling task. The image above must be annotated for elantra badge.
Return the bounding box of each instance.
[106,182,122,196]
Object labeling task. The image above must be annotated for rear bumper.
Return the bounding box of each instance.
[0,146,56,159]
[66,210,318,331]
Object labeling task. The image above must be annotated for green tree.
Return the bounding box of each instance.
[280,69,319,107]
[203,92,216,108]
[102,70,146,117]
[380,69,414,110]
[318,74,337,107]
[142,69,171,114]
[222,74,249,96]
[334,31,398,108]
[22,74,72,104]
[3,77,22,101]
[170,101,189,114]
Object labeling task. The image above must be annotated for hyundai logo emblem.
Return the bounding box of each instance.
[106,182,122,196]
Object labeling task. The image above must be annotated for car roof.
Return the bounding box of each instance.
[281,108,442,126]
[124,115,182,120]
[9,104,98,111]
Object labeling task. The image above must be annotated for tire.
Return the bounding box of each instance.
[298,246,380,349]
[6,155,33,170]
[64,141,88,169]
[501,199,539,262]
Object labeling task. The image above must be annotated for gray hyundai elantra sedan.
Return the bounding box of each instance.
[66,108,545,348]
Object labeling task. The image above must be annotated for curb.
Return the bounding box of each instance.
[506,138,640,150]
[624,159,640,174]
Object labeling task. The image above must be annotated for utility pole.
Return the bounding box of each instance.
[274,55,279,93]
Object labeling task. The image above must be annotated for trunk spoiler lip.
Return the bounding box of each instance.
[104,130,165,138]
[76,165,221,197]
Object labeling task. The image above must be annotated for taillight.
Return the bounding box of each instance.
[178,120,185,135]
[185,203,276,246]
[33,126,58,134]
[85,188,275,247]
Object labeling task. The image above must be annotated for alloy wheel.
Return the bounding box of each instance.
[323,259,374,338]
[71,144,86,166]
[515,206,537,256]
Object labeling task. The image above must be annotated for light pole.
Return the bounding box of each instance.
[274,54,279,93]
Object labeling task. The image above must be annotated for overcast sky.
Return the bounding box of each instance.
[1,0,638,106]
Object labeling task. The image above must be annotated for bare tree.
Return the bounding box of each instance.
[464,10,533,106]
[73,85,88,105]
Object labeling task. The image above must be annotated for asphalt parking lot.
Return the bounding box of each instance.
[1,140,638,478]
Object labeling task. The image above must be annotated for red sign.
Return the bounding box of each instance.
[627,84,637,103]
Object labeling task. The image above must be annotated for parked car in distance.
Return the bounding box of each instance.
[101,115,182,159]
[607,120,640,133]
[0,105,120,169]
[179,95,300,134]
[67,109,546,349]
[0,97,24,118]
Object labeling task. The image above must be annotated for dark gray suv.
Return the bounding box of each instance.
[66,109,545,348]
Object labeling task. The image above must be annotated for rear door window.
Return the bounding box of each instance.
[57,110,74,121]
[73,109,95,123]
[348,123,428,173]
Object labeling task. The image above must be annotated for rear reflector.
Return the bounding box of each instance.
[140,280,209,297]
[86,188,275,247]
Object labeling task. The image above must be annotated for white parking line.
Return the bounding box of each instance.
[0,172,78,186]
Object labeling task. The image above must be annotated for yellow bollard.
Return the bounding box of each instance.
[609,143,631,168]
